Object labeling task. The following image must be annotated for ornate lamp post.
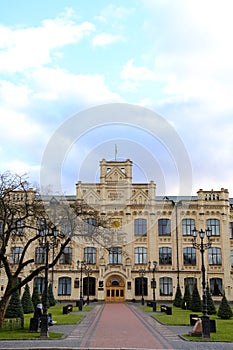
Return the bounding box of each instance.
[84,265,92,305]
[77,260,86,311]
[151,261,157,312]
[38,224,59,338]
[192,227,212,338]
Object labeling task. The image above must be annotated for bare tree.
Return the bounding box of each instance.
[0,172,73,328]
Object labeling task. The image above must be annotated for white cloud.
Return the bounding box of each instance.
[92,33,124,47]
[121,59,157,81]
[31,67,122,105]
[0,15,95,73]
[0,80,31,109]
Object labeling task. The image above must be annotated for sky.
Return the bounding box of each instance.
[1,0,233,197]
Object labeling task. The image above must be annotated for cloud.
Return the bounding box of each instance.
[92,33,124,47]
[31,67,122,105]
[0,15,95,73]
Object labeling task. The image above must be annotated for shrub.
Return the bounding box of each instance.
[217,294,233,319]
[21,284,34,314]
[190,283,202,312]
[173,283,182,307]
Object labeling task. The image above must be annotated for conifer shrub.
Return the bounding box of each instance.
[21,284,34,314]
[217,294,233,319]
[181,284,191,310]
[173,283,182,307]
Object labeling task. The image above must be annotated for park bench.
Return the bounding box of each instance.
[160,304,172,315]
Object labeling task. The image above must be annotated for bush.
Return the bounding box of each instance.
[181,285,191,310]
[190,283,202,312]
[21,284,34,314]
[5,290,24,319]
[48,283,56,307]
[206,285,216,315]
[173,283,182,307]
[217,294,233,319]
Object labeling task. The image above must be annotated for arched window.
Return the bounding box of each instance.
[134,247,147,264]
[58,277,71,295]
[206,219,220,236]
[60,247,72,264]
[83,277,96,296]
[183,247,196,265]
[210,278,222,296]
[158,219,171,236]
[208,247,222,265]
[160,277,172,296]
[182,218,195,235]
[34,277,45,294]
[134,218,147,236]
[10,247,23,264]
[184,277,197,295]
[84,247,96,264]
[135,277,148,296]
[159,247,172,264]
[35,247,46,264]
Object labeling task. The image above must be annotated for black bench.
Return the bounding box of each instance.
[62,304,73,314]
[160,304,172,315]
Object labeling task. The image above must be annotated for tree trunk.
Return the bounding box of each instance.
[0,295,11,329]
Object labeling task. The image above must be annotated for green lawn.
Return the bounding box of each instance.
[0,304,89,339]
[143,305,233,342]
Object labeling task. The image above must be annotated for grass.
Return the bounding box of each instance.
[0,303,89,340]
[143,305,233,342]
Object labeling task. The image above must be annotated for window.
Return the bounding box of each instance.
[134,247,147,264]
[182,218,195,235]
[210,278,222,296]
[134,218,147,236]
[83,277,96,296]
[158,219,171,236]
[60,247,72,264]
[12,219,24,235]
[160,277,172,296]
[84,247,96,264]
[231,250,233,267]
[58,277,71,295]
[37,218,48,236]
[184,277,197,295]
[84,218,97,235]
[109,247,122,264]
[229,222,233,238]
[34,277,45,294]
[159,247,172,265]
[35,247,46,264]
[183,247,196,265]
[208,247,222,265]
[0,221,3,234]
[206,219,220,236]
[10,247,23,264]
[135,277,148,296]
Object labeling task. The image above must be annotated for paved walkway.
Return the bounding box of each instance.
[0,303,232,350]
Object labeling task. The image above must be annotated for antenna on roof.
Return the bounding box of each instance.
[115,144,117,161]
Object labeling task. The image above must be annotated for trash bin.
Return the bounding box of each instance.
[190,314,199,326]
[166,306,172,315]
[210,319,216,333]
[63,306,68,314]
[30,317,39,331]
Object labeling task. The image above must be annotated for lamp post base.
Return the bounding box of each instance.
[78,299,83,311]
[152,301,156,312]
[40,314,49,338]
[202,315,210,338]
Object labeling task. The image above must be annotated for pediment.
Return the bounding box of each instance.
[105,167,127,182]
[83,189,100,204]
[131,189,148,205]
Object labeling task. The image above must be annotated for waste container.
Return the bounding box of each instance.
[29,317,39,332]
[190,314,199,326]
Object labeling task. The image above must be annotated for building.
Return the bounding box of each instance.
[1,158,233,303]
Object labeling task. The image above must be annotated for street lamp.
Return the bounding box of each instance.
[151,261,157,312]
[192,227,212,338]
[77,260,86,310]
[84,265,92,305]
[38,224,59,338]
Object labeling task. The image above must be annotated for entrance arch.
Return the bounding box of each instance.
[105,275,125,302]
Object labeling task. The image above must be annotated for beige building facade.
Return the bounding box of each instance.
[1,158,233,304]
